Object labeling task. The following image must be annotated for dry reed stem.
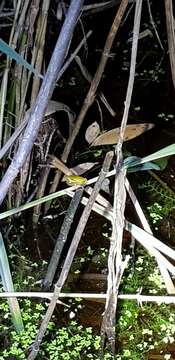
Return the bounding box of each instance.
[100,0,142,354]
[165,0,175,90]
[43,188,84,289]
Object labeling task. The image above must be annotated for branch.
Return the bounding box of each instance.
[1,292,175,304]
[43,188,84,289]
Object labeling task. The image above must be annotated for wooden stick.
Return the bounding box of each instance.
[43,188,84,289]
[1,292,175,304]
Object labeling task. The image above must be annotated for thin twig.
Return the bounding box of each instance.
[75,55,116,116]
[43,188,84,290]
[147,0,164,50]
[82,0,133,16]
[0,11,15,17]
[57,30,93,80]
[1,292,175,304]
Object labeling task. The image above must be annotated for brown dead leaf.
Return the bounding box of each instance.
[85,122,100,144]
[91,123,154,146]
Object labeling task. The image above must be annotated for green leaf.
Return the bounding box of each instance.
[153,156,170,170]
[0,232,23,333]
[127,161,160,172]
[125,143,175,169]
[0,38,43,78]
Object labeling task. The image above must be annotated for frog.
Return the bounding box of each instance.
[64,175,88,187]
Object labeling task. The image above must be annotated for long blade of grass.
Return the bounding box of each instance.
[0,232,23,333]
[0,169,115,220]
[125,143,175,168]
[0,38,43,78]
[126,221,175,261]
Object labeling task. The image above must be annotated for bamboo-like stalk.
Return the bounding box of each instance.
[9,1,41,206]
[30,0,51,103]
[0,0,22,147]
[16,0,49,205]
[1,0,30,148]
[0,1,41,207]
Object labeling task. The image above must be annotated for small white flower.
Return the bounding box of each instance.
[169,336,174,343]
[170,324,175,333]
[125,310,132,318]
[74,270,80,274]
[149,289,158,294]
[164,354,171,360]
[129,335,134,340]
[142,329,153,335]
[163,336,169,344]
[136,256,144,264]
[136,267,143,272]
[160,324,167,331]
[69,311,75,319]
[123,349,131,357]
[4,313,9,319]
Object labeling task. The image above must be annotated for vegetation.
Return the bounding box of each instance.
[1,1,175,359]
[1,250,175,359]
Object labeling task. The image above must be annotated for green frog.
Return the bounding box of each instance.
[64,175,88,187]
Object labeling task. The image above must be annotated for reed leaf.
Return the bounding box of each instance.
[0,38,43,78]
[0,232,23,333]
[125,143,175,169]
